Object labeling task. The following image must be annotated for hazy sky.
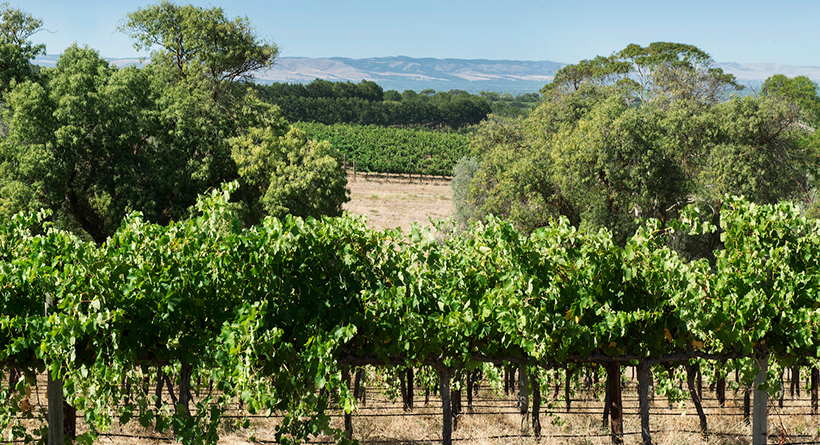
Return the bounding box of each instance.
[19,0,820,66]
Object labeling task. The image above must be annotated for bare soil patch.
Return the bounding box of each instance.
[343,172,453,234]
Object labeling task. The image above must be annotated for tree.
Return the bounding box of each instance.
[2,3,347,244]
[1,45,242,243]
[0,2,45,94]
[458,43,816,249]
[119,1,277,85]
[616,42,743,104]
[761,74,820,128]
[230,126,349,222]
[543,42,743,105]
[384,89,402,102]
[544,55,631,93]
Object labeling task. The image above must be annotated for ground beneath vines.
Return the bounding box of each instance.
[342,172,453,234]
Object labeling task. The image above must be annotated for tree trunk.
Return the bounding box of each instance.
[685,361,707,437]
[504,367,511,395]
[792,365,800,398]
[637,362,653,445]
[63,402,76,440]
[466,370,474,410]
[743,387,751,425]
[605,362,623,445]
[530,371,542,437]
[439,368,453,445]
[451,370,462,432]
[155,369,165,411]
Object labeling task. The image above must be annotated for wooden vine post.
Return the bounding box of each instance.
[752,352,768,445]
[341,368,353,440]
[812,365,819,415]
[605,361,624,445]
[636,361,652,445]
[439,367,453,445]
[565,364,572,412]
[529,370,542,437]
[518,363,529,434]
[45,294,64,445]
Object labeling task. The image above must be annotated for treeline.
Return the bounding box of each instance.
[296,122,470,176]
[479,91,541,117]
[253,79,492,129]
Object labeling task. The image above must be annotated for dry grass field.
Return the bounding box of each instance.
[342,172,453,234]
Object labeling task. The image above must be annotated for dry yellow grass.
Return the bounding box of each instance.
[6,370,820,444]
[342,172,453,234]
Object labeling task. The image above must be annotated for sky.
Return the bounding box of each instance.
[17,0,820,66]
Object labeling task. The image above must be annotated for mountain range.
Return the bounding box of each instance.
[34,55,820,94]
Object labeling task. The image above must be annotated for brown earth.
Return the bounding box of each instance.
[13,372,817,445]
[342,172,453,234]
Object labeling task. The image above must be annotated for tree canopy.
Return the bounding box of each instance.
[544,42,744,105]
[456,42,818,255]
[0,2,45,94]
[761,74,820,128]
[1,2,347,245]
[119,1,277,85]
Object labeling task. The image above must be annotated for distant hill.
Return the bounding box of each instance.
[34,54,820,94]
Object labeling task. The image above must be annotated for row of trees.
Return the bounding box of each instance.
[453,42,820,259]
[254,80,492,129]
[0,1,349,245]
[479,91,541,118]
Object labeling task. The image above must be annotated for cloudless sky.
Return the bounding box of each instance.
[18,0,820,66]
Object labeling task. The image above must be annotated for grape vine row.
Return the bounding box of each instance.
[1,188,819,444]
[296,122,471,176]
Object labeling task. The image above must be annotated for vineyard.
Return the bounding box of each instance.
[2,185,820,445]
[296,122,471,177]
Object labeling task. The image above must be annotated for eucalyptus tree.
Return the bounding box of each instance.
[458,42,816,251]
[1,2,348,243]
[761,74,820,128]
[544,42,743,105]
[0,2,44,94]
